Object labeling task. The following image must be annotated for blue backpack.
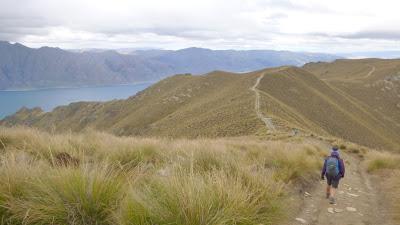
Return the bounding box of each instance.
[326,156,339,176]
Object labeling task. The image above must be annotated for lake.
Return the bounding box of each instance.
[0,83,152,119]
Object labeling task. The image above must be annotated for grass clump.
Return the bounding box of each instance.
[365,151,400,172]
[0,155,124,225]
[248,145,322,184]
[15,167,122,225]
[106,144,162,169]
[0,153,42,224]
[119,170,283,225]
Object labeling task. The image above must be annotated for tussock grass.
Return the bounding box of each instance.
[363,150,400,223]
[9,166,123,225]
[365,151,400,172]
[326,138,370,159]
[0,153,42,224]
[119,170,284,225]
[369,166,400,223]
[0,126,324,224]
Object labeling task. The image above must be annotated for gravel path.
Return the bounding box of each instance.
[294,151,393,225]
[251,72,276,131]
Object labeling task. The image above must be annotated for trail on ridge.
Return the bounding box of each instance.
[362,65,376,79]
[250,72,276,131]
[250,69,393,224]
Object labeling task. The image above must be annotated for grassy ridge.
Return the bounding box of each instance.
[258,67,400,151]
[304,59,400,141]
[0,72,261,138]
[2,63,399,151]
[0,127,324,225]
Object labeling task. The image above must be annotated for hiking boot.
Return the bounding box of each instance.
[329,197,336,204]
[326,193,330,199]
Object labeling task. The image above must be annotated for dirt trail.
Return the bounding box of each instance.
[251,70,392,224]
[361,65,376,79]
[251,72,276,131]
[294,150,393,225]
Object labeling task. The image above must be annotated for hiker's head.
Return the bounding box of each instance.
[331,150,340,158]
[332,145,339,151]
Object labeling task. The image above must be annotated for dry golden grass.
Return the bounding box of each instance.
[0,126,325,225]
[363,149,400,223]
[365,151,400,172]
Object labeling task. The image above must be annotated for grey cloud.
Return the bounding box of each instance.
[0,0,335,44]
[339,30,400,40]
[0,26,50,41]
[307,30,400,41]
[90,27,221,41]
[0,11,60,41]
[0,0,399,52]
[264,0,337,14]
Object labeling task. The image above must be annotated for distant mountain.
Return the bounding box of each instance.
[3,59,400,150]
[0,41,340,90]
[0,42,173,90]
[150,47,340,73]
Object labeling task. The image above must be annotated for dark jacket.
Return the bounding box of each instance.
[321,154,345,178]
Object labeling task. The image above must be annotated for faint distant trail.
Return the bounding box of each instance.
[362,65,375,78]
[250,73,276,131]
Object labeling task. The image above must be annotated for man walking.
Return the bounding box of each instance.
[321,145,345,204]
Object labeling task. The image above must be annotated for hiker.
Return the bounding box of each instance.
[321,145,345,204]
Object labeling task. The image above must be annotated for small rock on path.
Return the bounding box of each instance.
[346,207,357,212]
[295,217,307,224]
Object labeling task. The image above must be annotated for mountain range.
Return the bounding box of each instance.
[0,41,340,90]
[2,58,399,151]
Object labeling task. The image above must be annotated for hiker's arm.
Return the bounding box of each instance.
[321,159,327,179]
[339,159,345,177]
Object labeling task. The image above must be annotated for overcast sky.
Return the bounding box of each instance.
[1,0,400,53]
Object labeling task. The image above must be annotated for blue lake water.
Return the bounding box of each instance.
[0,83,152,119]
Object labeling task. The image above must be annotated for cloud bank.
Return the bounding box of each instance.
[1,0,400,52]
